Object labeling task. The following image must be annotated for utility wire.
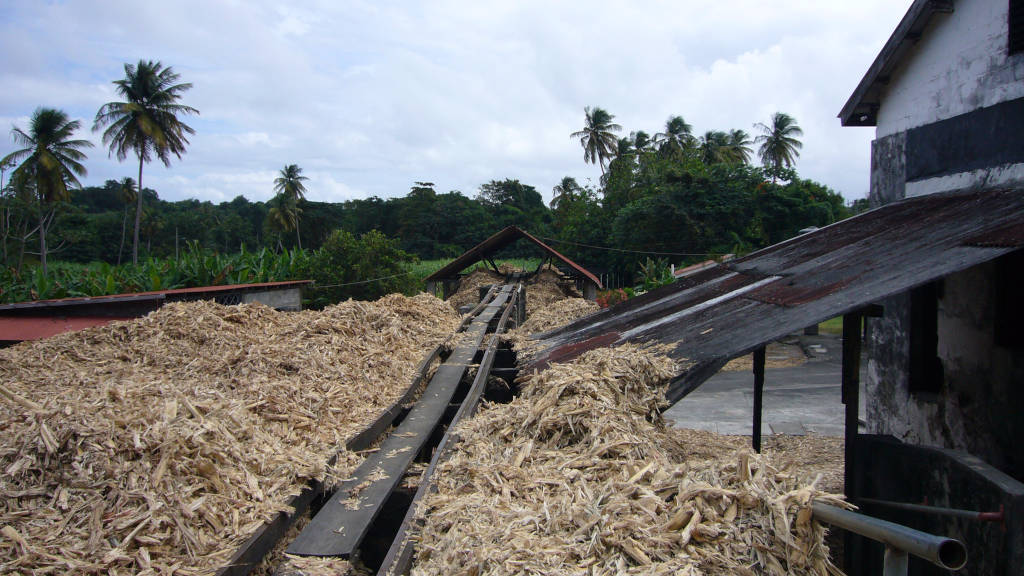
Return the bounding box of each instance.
[539,236,723,258]
[312,271,411,290]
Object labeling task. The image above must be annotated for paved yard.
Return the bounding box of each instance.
[663,334,866,437]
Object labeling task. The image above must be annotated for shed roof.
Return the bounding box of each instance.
[839,0,954,126]
[526,188,1024,405]
[424,226,602,288]
[0,280,312,313]
[0,316,136,343]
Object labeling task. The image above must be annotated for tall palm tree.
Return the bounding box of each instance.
[654,116,693,158]
[273,164,308,250]
[93,60,198,265]
[550,176,583,210]
[631,130,652,153]
[1,108,93,274]
[726,129,753,164]
[116,177,137,265]
[754,112,803,172]
[266,195,300,252]
[570,106,621,174]
[698,130,731,165]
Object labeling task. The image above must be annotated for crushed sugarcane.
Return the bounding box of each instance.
[0,293,460,575]
[408,343,847,575]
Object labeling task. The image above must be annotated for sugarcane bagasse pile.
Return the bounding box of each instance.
[0,294,460,575]
[406,286,846,575]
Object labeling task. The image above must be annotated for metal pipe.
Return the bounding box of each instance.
[883,546,909,576]
[812,502,967,570]
[860,498,1005,523]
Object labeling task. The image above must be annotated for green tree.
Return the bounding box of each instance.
[754,112,803,174]
[114,177,137,265]
[1,108,93,274]
[697,130,730,165]
[570,106,621,174]
[727,129,753,164]
[631,130,653,153]
[305,229,417,306]
[655,115,694,158]
[273,164,308,250]
[266,194,300,252]
[93,59,199,264]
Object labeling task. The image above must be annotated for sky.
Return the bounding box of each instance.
[0,1,913,206]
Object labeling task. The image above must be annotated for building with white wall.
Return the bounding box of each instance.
[841,1,1023,572]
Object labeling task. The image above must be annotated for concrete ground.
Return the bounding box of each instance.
[663,333,867,437]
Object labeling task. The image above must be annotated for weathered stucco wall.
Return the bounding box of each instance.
[240,287,304,311]
[868,131,906,208]
[866,262,1024,481]
[876,0,1024,139]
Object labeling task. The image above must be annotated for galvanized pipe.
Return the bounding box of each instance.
[860,497,1005,523]
[812,502,967,571]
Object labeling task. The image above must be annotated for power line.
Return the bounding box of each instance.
[539,236,723,258]
[312,271,411,290]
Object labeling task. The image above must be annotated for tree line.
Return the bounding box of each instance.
[2,59,863,297]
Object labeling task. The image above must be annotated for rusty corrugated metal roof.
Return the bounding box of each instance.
[527,188,1024,405]
[0,316,135,342]
[0,280,313,342]
[0,280,312,312]
[424,226,602,288]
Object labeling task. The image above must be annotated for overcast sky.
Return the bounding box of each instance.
[0,1,911,205]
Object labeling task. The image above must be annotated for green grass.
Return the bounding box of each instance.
[817,317,843,335]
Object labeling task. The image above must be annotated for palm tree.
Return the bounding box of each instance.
[698,131,731,165]
[570,106,621,174]
[754,112,803,173]
[116,177,137,265]
[726,129,753,164]
[654,116,694,158]
[550,176,583,210]
[631,130,652,153]
[273,164,308,250]
[93,60,198,265]
[266,194,300,252]
[1,108,93,274]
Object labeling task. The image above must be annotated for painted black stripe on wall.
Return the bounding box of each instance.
[905,96,1024,182]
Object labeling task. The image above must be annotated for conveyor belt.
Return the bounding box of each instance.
[287,285,516,558]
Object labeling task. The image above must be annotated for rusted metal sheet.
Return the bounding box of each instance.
[423,226,602,289]
[963,221,1024,248]
[0,280,312,312]
[526,188,1024,405]
[746,277,856,307]
[0,315,137,342]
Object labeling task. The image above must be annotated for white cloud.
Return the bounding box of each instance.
[0,0,913,205]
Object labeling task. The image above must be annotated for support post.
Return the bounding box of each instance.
[842,311,863,574]
[752,346,766,453]
[883,546,909,576]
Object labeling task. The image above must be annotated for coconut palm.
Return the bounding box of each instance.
[550,176,584,210]
[631,130,652,153]
[266,194,301,252]
[116,177,137,265]
[754,112,803,172]
[570,106,621,174]
[698,131,731,165]
[94,60,198,265]
[273,164,308,250]
[727,129,753,164]
[1,108,93,274]
[654,116,694,158]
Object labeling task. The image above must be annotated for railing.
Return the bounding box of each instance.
[812,502,967,575]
